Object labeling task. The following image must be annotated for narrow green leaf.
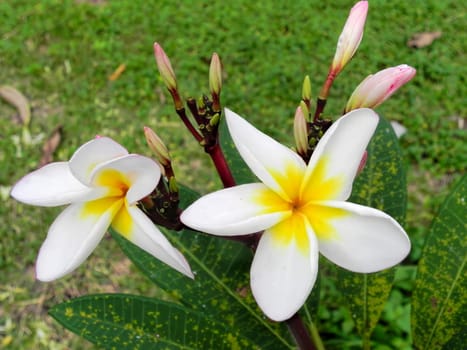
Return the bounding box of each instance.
[337,116,407,341]
[114,186,294,349]
[412,175,466,349]
[50,293,254,349]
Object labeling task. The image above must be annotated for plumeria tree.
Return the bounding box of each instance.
[10,1,465,349]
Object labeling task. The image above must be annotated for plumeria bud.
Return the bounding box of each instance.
[168,176,179,194]
[302,75,312,102]
[209,53,222,96]
[294,103,309,156]
[154,42,177,92]
[209,112,221,128]
[144,126,171,167]
[331,1,368,75]
[299,100,309,121]
[345,64,416,112]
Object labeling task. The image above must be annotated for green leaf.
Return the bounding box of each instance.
[411,174,466,349]
[219,115,257,184]
[113,186,294,349]
[50,293,253,349]
[337,116,407,342]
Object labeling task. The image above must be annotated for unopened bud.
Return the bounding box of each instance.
[345,64,416,112]
[302,75,312,102]
[154,42,177,91]
[299,100,310,122]
[209,53,222,96]
[168,176,179,194]
[294,105,308,156]
[331,1,368,75]
[209,112,221,128]
[144,126,171,167]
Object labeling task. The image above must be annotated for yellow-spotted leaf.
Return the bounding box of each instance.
[337,116,407,343]
[412,175,466,349]
[50,294,254,349]
[113,186,294,349]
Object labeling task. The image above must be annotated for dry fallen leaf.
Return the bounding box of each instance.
[407,31,442,48]
[0,85,31,126]
[39,125,62,167]
[108,63,126,81]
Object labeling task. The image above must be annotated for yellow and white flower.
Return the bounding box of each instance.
[11,137,193,281]
[181,108,410,321]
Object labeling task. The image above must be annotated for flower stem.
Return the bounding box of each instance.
[315,69,337,121]
[313,98,327,122]
[362,334,371,350]
[176,107,204,143]
[309,320,325,350]
[207,142,236,188]
[286,313,316,350]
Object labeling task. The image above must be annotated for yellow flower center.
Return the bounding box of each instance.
[257,157,347,255]
[80,169,134,237]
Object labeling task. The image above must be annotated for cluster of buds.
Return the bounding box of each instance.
[294,0,415,163]
[142,126,182,230]
[293,80,333,162]
[148,0,416,229]
[140,43,233,228]
[153,43,235,189]
[154,43,223,151]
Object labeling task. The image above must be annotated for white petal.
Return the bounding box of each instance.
[225,108,306,201]
[302,108,379,201]
[180,183,291,236]
[118,206,193,278]
[69,137,128,185]
[36,200,119,281]
[250,223,319,322]
[317,201,411,273]
[11,162,104,207]
[90,154,161,204]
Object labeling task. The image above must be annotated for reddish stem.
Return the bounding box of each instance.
[207,142,236,188]
[287,313,316,350]
[315,69,338,121]
[176,108,203,143]
[313,98,327,122]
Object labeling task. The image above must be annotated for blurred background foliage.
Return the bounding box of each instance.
[0,0,465,348]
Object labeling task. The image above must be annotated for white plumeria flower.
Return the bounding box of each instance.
[181,108,410,322]
[11,137,193,281]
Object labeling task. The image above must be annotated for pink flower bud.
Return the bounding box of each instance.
[331,1,368,75]
[153,42,177,91]
[209,52,222,96]
[345,64,416,112]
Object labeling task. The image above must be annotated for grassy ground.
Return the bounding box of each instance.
[1,0,465,349]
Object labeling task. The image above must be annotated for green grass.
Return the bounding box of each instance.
[1,0,465,348]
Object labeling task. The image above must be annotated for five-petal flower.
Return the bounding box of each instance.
[181,108,410,321]
[11,137,193,281]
